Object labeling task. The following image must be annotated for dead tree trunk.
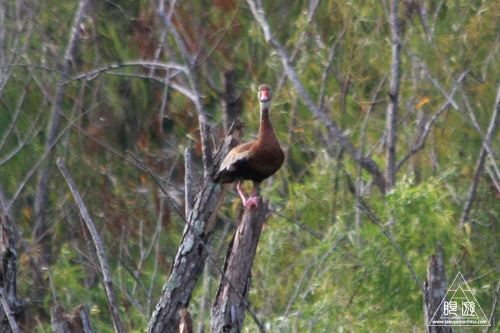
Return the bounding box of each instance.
[0,198,27,332]
[147,122,245,333]
[210,199,268,332]
[423,242,453,333]
[221,68,241,135]
[51,304,94,333]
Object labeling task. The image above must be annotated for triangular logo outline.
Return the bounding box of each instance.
[429,271,491,327]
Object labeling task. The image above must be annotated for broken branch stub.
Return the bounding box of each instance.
[210,199,268,332]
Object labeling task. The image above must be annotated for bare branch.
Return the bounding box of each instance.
[34,0,91,263]
[6,107,94,212]
[152,2,204,117]
[318,31,346,111]
[460,77,500,228]
[396,71,469,171]
[0,289,21,333]
[0,5,35,95]
[276,0,323,93]
[56,158,124,333]
[152,1,220,175]
[385,0,402,191]
[459,91,500,190]
[281,235,345,330]
[358,201,424,290]
[0,87,26,155]
[63,60,186,82]
[268,206,323,241]
[0,0,5,72]
[356,70,389,246]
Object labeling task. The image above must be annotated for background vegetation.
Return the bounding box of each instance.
[1,0,499,331]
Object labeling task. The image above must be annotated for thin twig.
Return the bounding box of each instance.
[34,0,91,263]
[396,71,469,171]
[281,235,345,331]
[267,206,323,241]
[153,2,204,117]
[460,76,500,228]
[356,69,390,246]
[459,91,500,189]
[56,158,124,333]
[62,61,187,85]
[467,265,500,284]
[357,201,424,290]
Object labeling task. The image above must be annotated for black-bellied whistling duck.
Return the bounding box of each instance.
[215,84,284,209]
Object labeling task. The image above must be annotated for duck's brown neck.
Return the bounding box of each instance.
[258,104,278,143]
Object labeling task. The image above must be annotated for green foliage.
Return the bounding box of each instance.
[1,0,500,331]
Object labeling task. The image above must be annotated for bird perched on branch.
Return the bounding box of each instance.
[215,84,284,209]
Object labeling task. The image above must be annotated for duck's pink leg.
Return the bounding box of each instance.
[244,184,260,210]
[236,182,260,210]
[236,181,248,205]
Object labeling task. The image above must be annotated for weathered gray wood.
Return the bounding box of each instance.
[51,304,94,333]
[210,199,268,333]
[0,289,20,333]
[0,198,27,333]
[51,305,71,333]
[423,242,453,333]
[147,121,245,333]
